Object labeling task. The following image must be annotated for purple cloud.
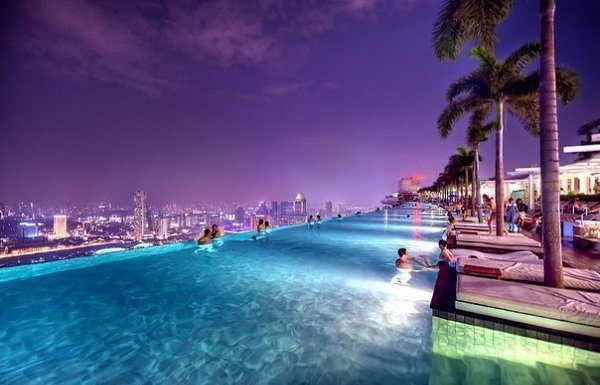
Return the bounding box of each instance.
[9,0,417,94]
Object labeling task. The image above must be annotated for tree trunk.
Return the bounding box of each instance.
[539,0,563,288]
[471,165,476,217]
[464,168,469,217]
[475,147,483,223]
[495,102,505,236]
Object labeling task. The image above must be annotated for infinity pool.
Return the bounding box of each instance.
[0,210,442,384]
[1,210,597,384]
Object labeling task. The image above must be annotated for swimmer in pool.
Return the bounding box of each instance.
[392,248,414,285]
[316,214,322,223]
[210,224,223,239]
[257,219,266,233]
[197,229,211,246]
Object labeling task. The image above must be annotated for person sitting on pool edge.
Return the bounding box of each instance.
[445,217,456,239]
[198,229,211,245]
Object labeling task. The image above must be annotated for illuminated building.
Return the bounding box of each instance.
[133,190,147,241]
[270,201,279,216]
[293,193,307,215]
[18,222,39,239]
[234,207,245,223]
[53,215,68,238]
[157,218,169,239]
[399,177,420,194]
[336,203,342,215]
[280,201,294,215]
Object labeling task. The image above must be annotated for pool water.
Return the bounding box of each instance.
[1,209,597,384]
[0,210,442,384]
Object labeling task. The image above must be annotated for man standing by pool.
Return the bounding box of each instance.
[482,194,496,234]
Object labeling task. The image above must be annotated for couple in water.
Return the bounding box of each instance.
[307,215,322,226]
[395,240,456,271]
[251,219,270,240]
[197,224,224,246]
[392,239,456,285]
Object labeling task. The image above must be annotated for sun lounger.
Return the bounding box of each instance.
[454,233,543,255]
[457,258,600,292]
[454,222,494,231]
[456,274,600,338]
[452,248,539,262]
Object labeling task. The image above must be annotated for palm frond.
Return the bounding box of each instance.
[555,66,580,106]
[446,75,489,101]
[506,97,539,136]
[468,46,497,70]
[432,0,467,61]
[577,118,600,136]
[432,0,514,61]
[438,96,485,138]
[504,41,540,73]
[467,105,493,146]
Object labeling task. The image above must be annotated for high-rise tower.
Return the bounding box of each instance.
[133,190,147,241]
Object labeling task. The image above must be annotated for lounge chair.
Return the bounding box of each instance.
[456,258,600,292]
[456,274,600,338]
[454,233,543,255]
[452,248,539,262]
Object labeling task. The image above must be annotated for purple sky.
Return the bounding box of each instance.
[1,0,599,206]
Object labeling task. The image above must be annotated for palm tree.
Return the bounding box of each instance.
[451,147,476,212]
[432,0,576,290]
[438,42,579,236]
[467,109,494,222]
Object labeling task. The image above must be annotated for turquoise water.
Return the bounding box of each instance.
[0,210,442,384]
[3,209,596,384]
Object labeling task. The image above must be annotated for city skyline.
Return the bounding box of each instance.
[1,1,599,205]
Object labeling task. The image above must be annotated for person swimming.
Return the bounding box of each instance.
[307,215,314,226]
[197,229,211,246]
[257,219,266,233]
[316,215,322,223]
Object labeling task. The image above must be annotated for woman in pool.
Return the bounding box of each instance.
[197,229,212,246]
[257,219,266,233]
[210,224,223,239]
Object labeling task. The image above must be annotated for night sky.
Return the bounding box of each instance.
[1,0,599,205]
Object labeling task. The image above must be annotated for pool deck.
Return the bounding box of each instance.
[432,226,600,352]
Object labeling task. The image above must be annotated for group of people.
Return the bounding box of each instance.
[482,194,529,234]
[197,224,224,246]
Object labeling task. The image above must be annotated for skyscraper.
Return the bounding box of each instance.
[325,201,333,217]
[234,207,245,223]
[293,193,307,215]
[53,215,68,238]
[133,190,147,241]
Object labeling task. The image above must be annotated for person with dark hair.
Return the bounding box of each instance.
[316,215,322,223]
[445,217,456,238]
[197,229,211,246]
[307,215,314,226]
[257,218,266,233]
[437,239,456,266]
[395,248,411,270]
[264,221,270,231]
[516,198,528,230]
[210,224,223,239]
